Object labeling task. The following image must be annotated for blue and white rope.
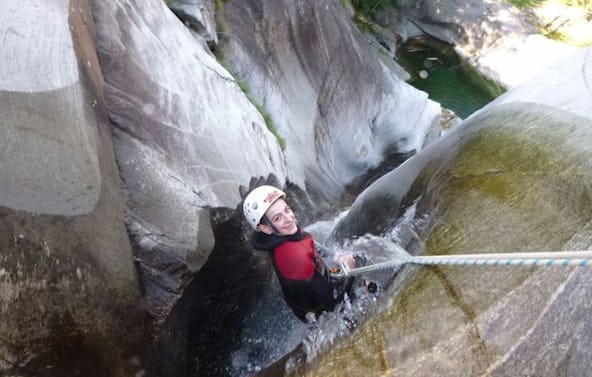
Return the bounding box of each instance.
[336,250,592,277]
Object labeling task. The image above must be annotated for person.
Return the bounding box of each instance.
[242,185,354,323]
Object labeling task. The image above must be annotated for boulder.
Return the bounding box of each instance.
[0,0,145,374]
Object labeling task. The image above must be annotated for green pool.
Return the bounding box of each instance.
[397,37,505,119]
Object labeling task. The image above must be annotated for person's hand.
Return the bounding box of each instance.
[334,253,356,270]
[328,266,342,274]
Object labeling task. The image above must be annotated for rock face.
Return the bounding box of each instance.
[169,0,218,47]
[314,47,592,377]
[1,0,99,215]
[2,0,442,372]
[0,0,145,375]
[221,0,441,202]
[90,0,287,321]
[7,0,584,375]
[380,0,578,88]
[87,0,441,324]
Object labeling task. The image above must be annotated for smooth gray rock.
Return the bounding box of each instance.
[332,46,592,240]
[5,0,586,374]
[169,0,217,46]
[0,0,144,374]
[91,0,287,320]
[221,0,442,202]
[1,0,99,215]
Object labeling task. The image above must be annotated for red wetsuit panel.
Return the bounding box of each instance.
[274,235,320,280]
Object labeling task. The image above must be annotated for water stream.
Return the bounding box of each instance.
[175,38,512,377]
[233,205,423,377]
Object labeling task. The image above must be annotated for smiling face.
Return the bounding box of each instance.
[257,198,298,236]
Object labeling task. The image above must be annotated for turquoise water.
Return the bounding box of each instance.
[397,40,505,119]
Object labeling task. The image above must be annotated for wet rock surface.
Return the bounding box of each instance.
[1,0,146,374]
[303,47,592,377]
[2,0,590,375]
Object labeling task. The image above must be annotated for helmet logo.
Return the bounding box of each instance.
[264,191,281,203]
[243,186,285,231]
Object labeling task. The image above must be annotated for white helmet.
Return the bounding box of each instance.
[243,185,286,230]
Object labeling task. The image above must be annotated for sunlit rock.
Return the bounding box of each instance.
[382,0,578,89]
[0,0,99,215]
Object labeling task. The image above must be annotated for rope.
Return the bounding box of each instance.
[335,249,592,278]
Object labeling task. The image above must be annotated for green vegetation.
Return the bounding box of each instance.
[234,78,287,151]
[214,0,229,38]
[215,51,287,151]
[349,0,395,15]
[211,0,286,151]
[505,0,544,7]
[167,0,286,151]
[341,0,397,33]
[215,47,286,151]
[508,0,591,11]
